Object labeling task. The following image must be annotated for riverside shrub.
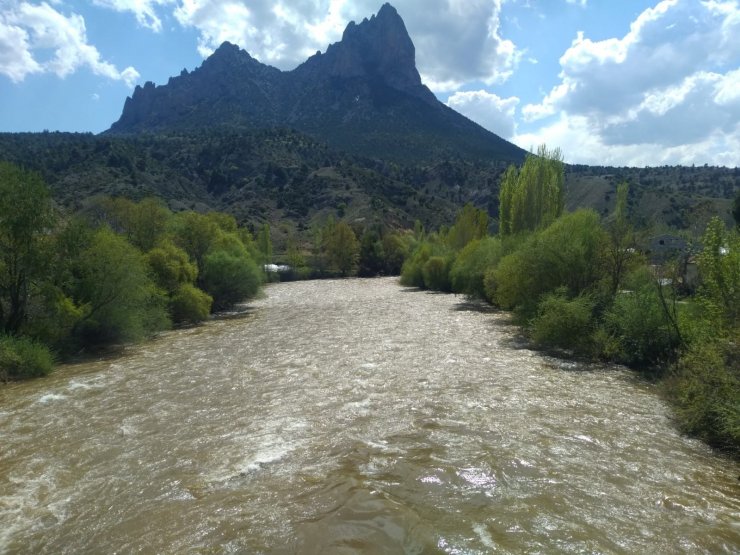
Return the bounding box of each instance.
[532,289,595,353]
[450,237,503,298]
[604,269,681,369]
[170,284,213,324]
[0,335,54,380]
[667,337,740,455]
[201,248,261,310]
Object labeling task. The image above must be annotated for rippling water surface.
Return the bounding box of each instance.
[1,278,738,553]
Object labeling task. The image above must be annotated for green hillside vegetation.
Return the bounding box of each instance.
[0,131,736,247]
[400,148,740,458]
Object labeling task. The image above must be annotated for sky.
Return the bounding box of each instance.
[1,0,739,167]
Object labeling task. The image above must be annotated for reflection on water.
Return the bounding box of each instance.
[1,278,738,553]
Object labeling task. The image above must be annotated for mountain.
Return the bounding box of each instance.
[107,3,526,164]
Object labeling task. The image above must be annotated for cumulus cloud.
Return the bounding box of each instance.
[447,90,519,138]
[0,1,139,86]
[514,113,740,167]
[92,0,174,32]
[519,0,740,166]
[170,0,521,91]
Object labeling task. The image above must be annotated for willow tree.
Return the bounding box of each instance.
[499,145,564,235]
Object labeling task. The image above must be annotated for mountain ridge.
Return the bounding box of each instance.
[107,3,526,164]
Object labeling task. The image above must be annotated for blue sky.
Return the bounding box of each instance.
[1,1,739,167]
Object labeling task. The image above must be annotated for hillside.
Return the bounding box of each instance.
[1,131,737,241]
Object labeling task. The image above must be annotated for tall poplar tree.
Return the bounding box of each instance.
[499,145,564,235]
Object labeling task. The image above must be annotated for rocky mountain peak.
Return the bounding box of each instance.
[326,3,425,98]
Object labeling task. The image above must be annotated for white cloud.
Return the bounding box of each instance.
[92,0,174,32]
[513,113,740,167]
[565,0,587,6]
[171,0,522,91]
[447,90,519,138]
[520,0,740,166]
[0,1,139,86]
[0,19,41,81]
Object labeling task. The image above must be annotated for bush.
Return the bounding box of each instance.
[145,241,198,293]
[170,284,213,324]
[532,289,595,353]
[422,256,452,292]
[488,210,608,318]
[72,228,171,345]
[604,268,681,369]
[0,335,54,380]
[667,337,740,455]
[400,242,433,287]
[200,248,262,310]
[450,237,503,298]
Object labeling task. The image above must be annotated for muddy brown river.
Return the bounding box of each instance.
[1,278,738,553]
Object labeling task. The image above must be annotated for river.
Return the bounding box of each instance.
[1,278,738,553]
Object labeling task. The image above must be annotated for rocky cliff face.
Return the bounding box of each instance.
[108,3,525,163]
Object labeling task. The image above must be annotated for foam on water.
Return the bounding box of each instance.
[35,393,66,404]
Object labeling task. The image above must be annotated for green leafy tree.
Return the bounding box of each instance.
[733,190,740,229]
[499,145,564,235]
[490,209,608,317]
[257,223,273,266]
[358,230,385,276]
[145,241,198,294]
[697,217,740,328]
[605,182,638,295]
[381,233,410,275]
[325,221,360,277]
[447,203,489,251]
[0,334,54,380]
[170,283,213,324]
[71,227,169,345]
[0,162,55,334]
[604,267,683,369]
[200,247,261,310]
[450,237,504,298]
[92,197,171,252]
[170,211,223,268]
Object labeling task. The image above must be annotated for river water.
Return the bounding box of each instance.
[1,278,738,554]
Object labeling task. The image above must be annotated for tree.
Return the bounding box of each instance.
[324,220,360,277]
[490,210,608,317]
[71,227,169,344]
[200,247,261,310]
[145,241,198,293]
[0,163,55,334]
[605,182,637,295]
[698,217,740,329]
[733,189,740,229]
[499,145,564,235]
[447,203,489,250]
[89,197,171,252]
[170,211,223,268]
[256,223,273,265]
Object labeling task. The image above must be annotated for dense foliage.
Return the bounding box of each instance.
[0,164,265,379]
